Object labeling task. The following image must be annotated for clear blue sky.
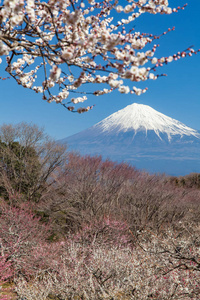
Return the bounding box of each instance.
[0,0,200,140]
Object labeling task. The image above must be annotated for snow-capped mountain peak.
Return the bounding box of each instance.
[61,103,200,175]
[95,103,199,141]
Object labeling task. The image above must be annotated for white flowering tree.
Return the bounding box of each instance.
[0,0,198,113]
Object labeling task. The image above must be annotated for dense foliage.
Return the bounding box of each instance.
[0,122,67,202]
[0,139,41,200]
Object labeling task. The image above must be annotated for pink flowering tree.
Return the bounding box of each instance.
[0,199,62,280]
[0,0,198,113]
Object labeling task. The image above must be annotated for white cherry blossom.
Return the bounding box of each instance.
[0,0,198,112]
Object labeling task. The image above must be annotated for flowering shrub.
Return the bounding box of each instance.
[0,0,199,111]
[0,200,61,280]
[0,256,13,300]
[0,256,12,282]
[14,220,200,300]
[71,217,132,247]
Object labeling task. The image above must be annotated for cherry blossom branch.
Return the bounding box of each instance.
[0,0,199,113]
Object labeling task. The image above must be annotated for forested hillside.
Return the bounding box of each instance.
[0,124,200,300]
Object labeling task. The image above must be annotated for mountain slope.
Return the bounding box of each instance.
[60,103,200,176]
[94,103,199,141]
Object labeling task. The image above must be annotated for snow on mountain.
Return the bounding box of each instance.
[60,103,200,175]
[94,103,200,141]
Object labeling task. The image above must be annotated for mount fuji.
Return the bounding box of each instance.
[60,103,200,176]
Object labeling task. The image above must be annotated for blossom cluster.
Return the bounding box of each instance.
[13,221,200,300]
[0,0,198,112]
